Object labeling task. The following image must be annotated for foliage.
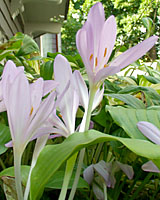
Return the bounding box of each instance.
[0,2,160,200]
[62,0,160,58]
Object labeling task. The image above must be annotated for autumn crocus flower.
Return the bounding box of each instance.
[76,2,158,88]
[2,61,57,150]
[72,70,104,132]
[48,55,104,136]
[137,121,160,145]
[137,121,160,173]
[2,60,57,200]
[48,54,79,137]
[2,61,58,148]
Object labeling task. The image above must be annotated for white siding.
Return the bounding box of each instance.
[40,33,58,57]
[0,0,23,40]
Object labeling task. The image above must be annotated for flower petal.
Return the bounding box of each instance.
[48,110,69,137]
[31,126,56,140]
[2,62,24,108]
[109,36,159,69]
[30,78,44,117]
[43,80,58,96]
[137,121,160,145]
[4,73,31,145]
[73,70,89,110]
[5,141,13,148]
[76,28,94,84]
[83,164,94,185]
[25,91,56,142]
[59,89,79,134]
[2,60,24,82]
[142,160,160,173]
[54,55,79,134]
[92,86,104,111]
[94,65,121,84]
[87,2,105,53]
[97,15,117,71]
[54,54,72,94]
[0,101,6,112]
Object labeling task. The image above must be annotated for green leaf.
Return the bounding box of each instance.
[0,166,88,190]
[106,106,160,139]
[40,61,53,80]
[142,17,155,38]
[46,171,89,189]
[92,105,112,128]
[118,85,160,106]
[30,130,160,200]
[142,17,153,31]
[0,166,30,186]
[0,123,11,154]
[118,85,148,94]
[142,75,160,84]
[104,79,121,93]
[105,94,145,109]
[16,35,39,56]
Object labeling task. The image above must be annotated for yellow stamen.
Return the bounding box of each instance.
[104,48,107,57]
[95,57,98,67]
[90,54,93,61]
[30,106,33,116]
[58,113,62,118]
[104,64,108,68]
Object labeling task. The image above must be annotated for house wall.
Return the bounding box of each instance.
[40,33,61,57]
[0,0,23,42]
[0,0,61,54]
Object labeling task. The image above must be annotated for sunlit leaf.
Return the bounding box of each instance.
[30,130,160,200]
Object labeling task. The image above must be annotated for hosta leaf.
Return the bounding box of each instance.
[46,171,89,189]
[40,61,53,80]
[16,35,39,56]
[0,166,30,186]
[0,123,11,154]
[106,94,145,109]
[30,130,160,200]
[106,106,160,139]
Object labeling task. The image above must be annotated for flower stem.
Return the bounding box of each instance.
[24,135,48,200]
[14,148,23,200]
[84,86,97,131]
[68,148,85,200]
[103,181,107,200]
[0,157,6,169]
[68,86,97,200]
[58,152,78,200]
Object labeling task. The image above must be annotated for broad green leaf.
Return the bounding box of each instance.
[0,166,88,190]
[104,79,121,93]
[30,130,160,200]
[118,85,160,106]
[124,67,135,76]
[138,75,152,87]
[106,106,160,139]
[142,17,153,32]
[106,94,145,109]
[151,83,160,94]
[142,75,160,84]
[46,171,89,189]
[16,35,39,56]
[0,123,11,154]
[144,88,160,105]
[3,176,18,200]
[142,17,155,38]
[92,107,112,128]
[118,85,148,94]
[40,61,53,80]
[0,166,30,186]
[0,51,14,62]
